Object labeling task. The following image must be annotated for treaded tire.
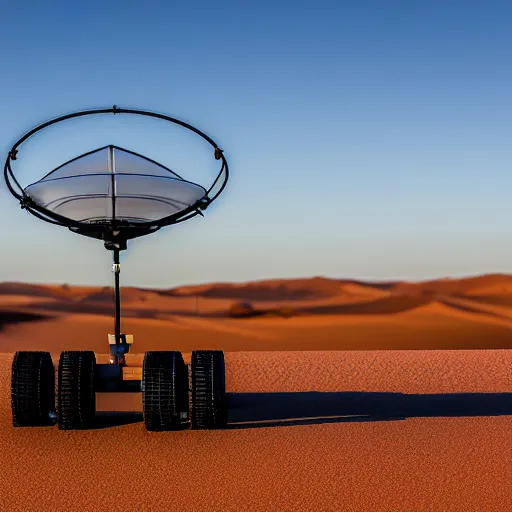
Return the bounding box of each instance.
[57,351,96,430]
[191,350,227,429]
[142,351,189,432]
[11,351,56,427]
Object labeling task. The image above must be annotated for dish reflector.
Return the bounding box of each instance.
[24,146,207,224]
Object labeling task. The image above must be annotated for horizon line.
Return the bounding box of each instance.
[0,271,510,290]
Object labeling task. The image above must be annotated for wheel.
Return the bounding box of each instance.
[57,351,96,430]
[11,351,56,427]
[142,351,189,432]
[191,350,227,429]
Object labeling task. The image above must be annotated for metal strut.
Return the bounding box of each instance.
[109,248,126,365]
[113,248,121,344]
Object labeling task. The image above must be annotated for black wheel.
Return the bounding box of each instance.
[57,351,96,430]
[11,351,56,427]
[191,350,227,429]
[142,351,189,432]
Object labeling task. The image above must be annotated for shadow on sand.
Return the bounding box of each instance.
[92,391,512,430]
[93,412,144,429]
[225,391,512,429]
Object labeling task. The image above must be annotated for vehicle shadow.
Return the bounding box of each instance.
[224,391,512,429]
[91,391,512,430]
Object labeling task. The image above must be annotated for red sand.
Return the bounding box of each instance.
[1,350,512,511]
[1,276,512,510]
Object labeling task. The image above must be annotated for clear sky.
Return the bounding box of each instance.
[0,0,511,288]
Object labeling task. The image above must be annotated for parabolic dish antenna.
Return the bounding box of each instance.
[4,105,229,250]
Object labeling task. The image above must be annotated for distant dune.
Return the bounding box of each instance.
[1,273,512,351]
[6,273,509,304]
[389,273,512,297]
[0,282,68,299]
[148,276,382,301]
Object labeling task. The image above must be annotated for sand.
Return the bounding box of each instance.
[0,350,512,511]
[1,275,512,510]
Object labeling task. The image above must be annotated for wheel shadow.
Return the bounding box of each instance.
[92,412,144,429]
[225,391,512,429]
[66,412,193,430]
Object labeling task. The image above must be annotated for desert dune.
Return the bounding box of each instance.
[1,273,512,352]
[1,274,512,510]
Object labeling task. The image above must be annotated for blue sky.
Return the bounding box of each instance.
[0,0,511,288]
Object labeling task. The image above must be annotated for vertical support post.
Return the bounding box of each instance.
[113,248,121,345]
[109,248,125,365]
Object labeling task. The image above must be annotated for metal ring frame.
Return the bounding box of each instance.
[3,106,229,233]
